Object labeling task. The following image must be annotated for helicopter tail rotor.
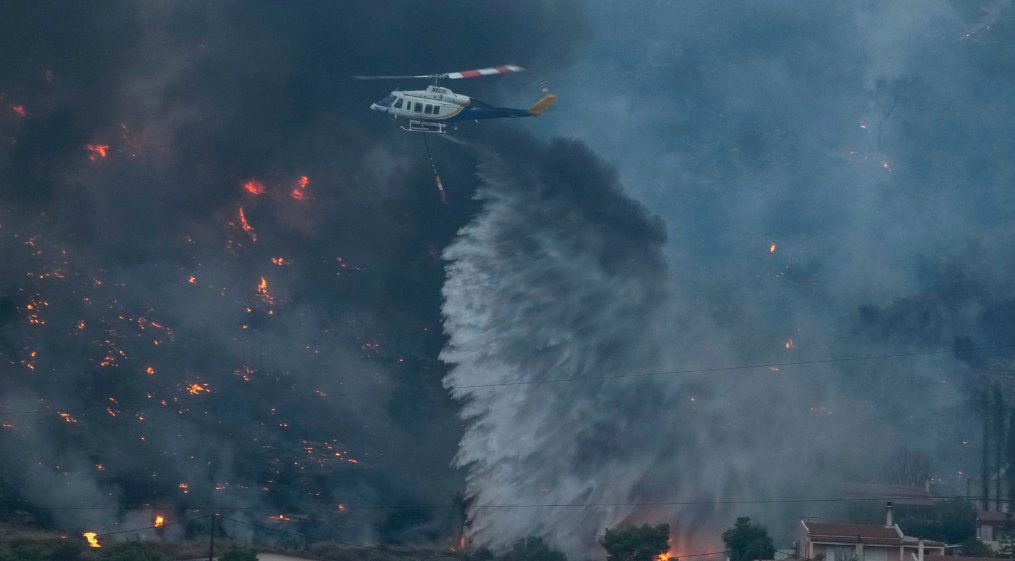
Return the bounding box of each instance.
[528,94,558,116]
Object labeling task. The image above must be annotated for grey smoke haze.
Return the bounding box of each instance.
[0,0,585,544]
[1,0,1014,556]
[440,0,1015,555]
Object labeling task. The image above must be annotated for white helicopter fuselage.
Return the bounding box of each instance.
[370,85,471,121]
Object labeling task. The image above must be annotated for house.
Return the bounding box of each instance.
[797,504,946,561]
[974,510,1014,547]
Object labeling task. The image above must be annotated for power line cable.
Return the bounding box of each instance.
[1,344,1010,413]
[0,494,975,513]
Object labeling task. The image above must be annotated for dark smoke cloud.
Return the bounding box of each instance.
[0,0,586,545]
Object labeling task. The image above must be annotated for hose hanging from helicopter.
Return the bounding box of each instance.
[422,133,447,203]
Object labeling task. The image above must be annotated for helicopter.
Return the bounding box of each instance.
[354,65,556,134]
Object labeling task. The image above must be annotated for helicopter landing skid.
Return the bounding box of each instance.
[401,120,447,134]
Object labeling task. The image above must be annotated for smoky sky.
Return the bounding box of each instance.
[0,0,586,546]
[439,0,1015,556]
[3,0,1015,557]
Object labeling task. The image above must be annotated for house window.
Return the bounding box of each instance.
[832,546,856,561]
[864,548,887,561]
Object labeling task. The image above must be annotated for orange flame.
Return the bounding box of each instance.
[785,338,794,349]
[188,383,210,395]
[237,206,257,242]
[272,257,285,266]
[187,275,196,285]
[83,532,101,548]
[243,180,265,195]
[154,514,165,528]
[769,242,777,253]
[85,144,109,161]
[257,276,274,304]
[58,412,78,424]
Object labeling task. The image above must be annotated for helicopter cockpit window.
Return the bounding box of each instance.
[380,95,396,106]
[393,98,403,109]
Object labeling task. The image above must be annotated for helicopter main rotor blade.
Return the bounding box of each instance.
[352,65,524,81]
[351,74,442,80]
[446,65,524,79]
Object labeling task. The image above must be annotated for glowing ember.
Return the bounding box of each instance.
[291,175,310,199]
[269,513,293,521]
[881,160,892,173]
[58,412,77,424]
[146,366,155,375]
[257,276,274,304]
[859,121,868,129]
[243,180,265,195]
[237,206,257,242]
[188,275,196,285]
[178,482,189,490]
[188,383,210,395]
[154,514,165,528]
[83,532,101,548]
[85,144,109,161]
[769,242,777,253]
[10,104,26,117]
[784,338,794,349]
[272,257,285,266]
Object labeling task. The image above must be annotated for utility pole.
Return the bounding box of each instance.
[208,512,217,561]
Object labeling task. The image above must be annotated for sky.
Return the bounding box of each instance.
[1,0,1014,557]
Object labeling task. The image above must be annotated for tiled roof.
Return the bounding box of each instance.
[803,521,903,545]
[976,510,1015,524]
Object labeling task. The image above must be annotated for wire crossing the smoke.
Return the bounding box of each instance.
[1,343,1009,413]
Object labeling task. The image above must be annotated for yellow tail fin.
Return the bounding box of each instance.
[528,94,557,116]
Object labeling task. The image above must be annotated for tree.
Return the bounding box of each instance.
[888,448,930,486]
[983,389,992,510]
[221,546,259,561]
[0,545,42,561]
[957,537,993,558]
[898,498,975,544]
[996,386,1006,512]
[98,543,168,561]
[502,537,567,561]
[601,524,670,561]
[1007,406,1015,511]
[721,517,775,561]
[997,514,1015,560]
